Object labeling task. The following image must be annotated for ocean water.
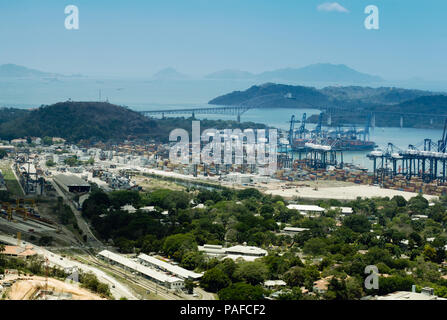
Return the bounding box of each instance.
[1,77,444,171]
[145,106,445,171]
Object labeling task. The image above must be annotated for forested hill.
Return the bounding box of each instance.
[209,83,332,108]
[209,83,440,109]
[0,101,268,143]
[0,101,161,142]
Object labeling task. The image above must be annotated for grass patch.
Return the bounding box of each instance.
[0,162,24,197]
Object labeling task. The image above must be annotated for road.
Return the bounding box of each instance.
[0,233,137,300]
[49,178,103,248]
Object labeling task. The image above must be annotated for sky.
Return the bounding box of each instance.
[0,0,446,80]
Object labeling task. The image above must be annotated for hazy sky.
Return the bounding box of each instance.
[0,0,446,80]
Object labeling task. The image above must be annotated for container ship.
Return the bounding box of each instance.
[287,113,376,152]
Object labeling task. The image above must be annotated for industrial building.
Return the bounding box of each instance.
[53,174,91,193]
[286,204,325,216]
[137,254,203,280]
[198,244,268,261]
[97,250,184,290]
[281,227,310,236]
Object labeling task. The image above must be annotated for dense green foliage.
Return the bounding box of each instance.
[0,102,267,143]
[82,185,447,300]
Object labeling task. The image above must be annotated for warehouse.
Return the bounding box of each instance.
[97,250,184,290]
[286,204,325,217]
[137,254,202,280]
[198,244,268,261]
[54,174,91,193]
[281,227,310,236]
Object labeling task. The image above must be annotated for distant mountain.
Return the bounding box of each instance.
[375,95,447,114]
[0,64,60,78]
[205,69,255,80]
[210,83,439,108]
[209,83,333,108]
[152,68,188,80]
[257,63,382,84]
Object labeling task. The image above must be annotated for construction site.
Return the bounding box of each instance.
[0,273,104,300]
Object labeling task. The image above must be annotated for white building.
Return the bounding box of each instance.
[137,254,202,280]
[330,206,353,214]
[198,244,268,262]
[97,250,184,290]
[287,204,325,216]
[374,288,446,300]
[121,204,137,214]
[264,280,287,290]
[281,227,310,236]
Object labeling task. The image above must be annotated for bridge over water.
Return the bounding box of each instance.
[139,105,252,122]
[138,104,447,127]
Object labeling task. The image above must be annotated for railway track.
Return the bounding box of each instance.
[84,256,184,300]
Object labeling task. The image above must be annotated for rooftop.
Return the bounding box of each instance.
[1,245,36,257]
[138,254,203,279]
[54,174,90,187]
[287,204,325,212]
[376,291,446,300]
[98,250,182,283]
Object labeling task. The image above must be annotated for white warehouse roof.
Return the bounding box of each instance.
[138,254,203,279]
[283,227,310,233]
[330,206,353,214]
[225,245,267,256]
[287,204,325,212]
[98,250,182,283]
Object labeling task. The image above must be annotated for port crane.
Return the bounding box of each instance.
[438,119,447,153]
[313,112,324,138]
[298,113,307,139]
[288,115,300,145]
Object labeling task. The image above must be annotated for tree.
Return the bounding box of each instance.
[38,236,53,246]
[42,136,53,146]
[200,267,231,293]
[218,282,264,300]
[181,251,204,270]
[0,149,7,159]
[392,195,407,207]
[0,190,11,202]
[303,238,327,256]
[233,261,268,286]
[408,194,429,212]
[343,215,371,233]
[277,287,303,300]
[325,278,348,300]
[376,276,414,295]
[184,279,196,294]
[237,188,262,200]
[216,258,237,280]
[422,245,437,262]
[283,266,306,287]
[162,233,197,262]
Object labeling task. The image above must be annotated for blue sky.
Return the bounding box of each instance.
[0,0,446,80]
